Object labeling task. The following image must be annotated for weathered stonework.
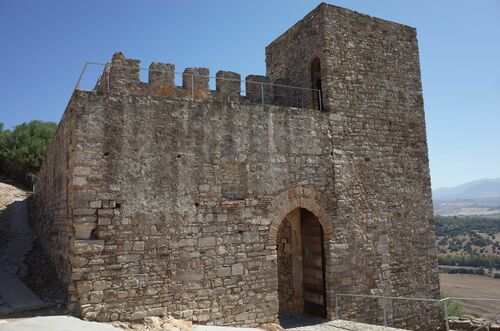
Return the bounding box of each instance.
[34,3,441,330]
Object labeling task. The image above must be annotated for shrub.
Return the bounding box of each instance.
[0,121,57,184]
[441,294,464,317]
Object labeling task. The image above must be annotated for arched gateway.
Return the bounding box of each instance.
[277,208,327,317]
[267,187,335,319]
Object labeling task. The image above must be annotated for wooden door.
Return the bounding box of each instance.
[301,209,326,317]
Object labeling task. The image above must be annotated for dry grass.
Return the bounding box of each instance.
[440,273,500,320]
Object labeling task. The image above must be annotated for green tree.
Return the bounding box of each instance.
[0,121,57,183]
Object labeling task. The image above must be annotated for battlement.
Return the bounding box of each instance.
[90,52,321,110]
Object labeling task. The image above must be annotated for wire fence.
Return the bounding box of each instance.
[74,62,323,111]
[334,293,500,331]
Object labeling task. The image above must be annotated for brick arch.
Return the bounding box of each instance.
[267,187,334,245]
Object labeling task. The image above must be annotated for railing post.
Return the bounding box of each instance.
[443,298,450,331]
[74,62,89,91]
[382,297,388,327]
[319,89,323,112]
[335,294,341,319]
[261,82,265,106]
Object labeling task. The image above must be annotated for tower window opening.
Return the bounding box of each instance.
[311,58,323,111]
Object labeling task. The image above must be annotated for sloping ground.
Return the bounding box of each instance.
[0,181,30,257]
[0,316,409,331]
[0,181,29,210]
[284,320,407,330]
[440,273,500,320]
[0,316,121,331]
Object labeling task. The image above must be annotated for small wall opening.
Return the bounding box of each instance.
[277,208,326,319]
[311,58,323,111]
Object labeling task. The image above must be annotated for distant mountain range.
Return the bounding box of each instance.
[433,178,500,200]
[433,178,500,216]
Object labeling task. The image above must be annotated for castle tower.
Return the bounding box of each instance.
[33,3,440,329]
[266,2,439,323]
[266,3,424,116]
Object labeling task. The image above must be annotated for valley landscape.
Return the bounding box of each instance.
[433,178,500,321]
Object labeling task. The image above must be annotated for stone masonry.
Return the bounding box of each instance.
[34,3,442,330]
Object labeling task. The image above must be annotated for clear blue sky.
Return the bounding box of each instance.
[0,1,499,189]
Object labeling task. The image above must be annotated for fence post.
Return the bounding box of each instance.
[443,298,450,331]
[319,89,323,112]
[382,297,388,327]
[335,294,341,319]
[74,62,89,91]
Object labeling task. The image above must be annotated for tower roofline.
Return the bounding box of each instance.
[266,2,416,52]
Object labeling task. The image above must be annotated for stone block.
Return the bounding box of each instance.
[182,67,209,99]
[74,222,97,240]
[89,291,104,303]
[216,214,228,222]
[73,176,87,186]
[89,200,102,208]
[245,75,270,102]
[216,71,241,96]
[231,263,244,276]
[108,52,141,94]
[93,280,112,291]
[117,254,141,263]
[179,238,197,247]
[177,270,204,282]
[149,62,175,96]
[132,241,145,251]
[216,267,231,277]
[77,281,93,294]
[98,209,114,216]
[131,310,147,321]
[198,237,216,247]
[73,208,96,216]
[73,240,105,254]
[73,166,91,176]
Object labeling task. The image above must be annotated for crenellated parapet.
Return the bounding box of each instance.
[93,52,316,109]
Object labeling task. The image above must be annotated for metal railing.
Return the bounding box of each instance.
[74,62,323,111]
[334,293,500,331]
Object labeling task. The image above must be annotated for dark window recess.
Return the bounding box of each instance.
[311,57,323,111]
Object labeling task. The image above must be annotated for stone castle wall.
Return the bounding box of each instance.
[34,99,78,289]
[59,89,338,325]
[34,3,441,330]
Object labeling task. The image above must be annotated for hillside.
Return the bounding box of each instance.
[433,178,500,216]
[433,178,500,201]
[435,215,500,262]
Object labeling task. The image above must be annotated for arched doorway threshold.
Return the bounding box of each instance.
[275,207,330,326]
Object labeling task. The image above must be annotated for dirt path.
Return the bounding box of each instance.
[0,181,30,257]
[440,273,500,320]
[0,199,33,279]
[0,180,46,315]
[0,182,29,211]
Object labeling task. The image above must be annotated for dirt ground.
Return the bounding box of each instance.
[439,273,500,320]
[0,180,30,256]
[0,180,30,210]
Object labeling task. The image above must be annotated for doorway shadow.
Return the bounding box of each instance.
[278,311,328,329]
